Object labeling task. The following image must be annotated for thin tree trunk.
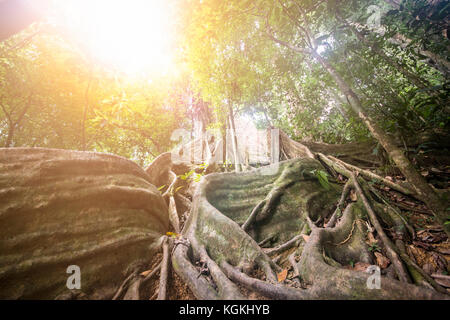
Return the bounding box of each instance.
[310,49,449,236]
[1,94,32,148]
[228,104,242,172]
[5,126,14,148]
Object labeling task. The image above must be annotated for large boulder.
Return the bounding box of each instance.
[0,148,168,299]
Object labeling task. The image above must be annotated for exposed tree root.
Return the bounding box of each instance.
[168,196,181,234]
[142,262,161,283]
[221,261,312,300]
[328,155,415,196]
[326,179,352,228]
[104,138,450,301]
[123,278,142,300]
[171,158,449,299]
[112,271,138,300]
[242,200,266,232]
[264,235,303,257]
[351,173,411,283]
[288,253,300,280]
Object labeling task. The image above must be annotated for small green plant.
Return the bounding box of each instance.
[180,165,206,183]
[304,223,311,235]
[221,160,233,171]
[368,243,381,253]
[310,169,330,190]
[174,186,184,194]
[180,169,195,181]
[349,259,355,268]
[444,214,450,226]
[198,162,208,171]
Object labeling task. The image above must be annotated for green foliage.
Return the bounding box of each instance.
[368,243,381,253]
[310,169,330,191]
[182,0,448,146]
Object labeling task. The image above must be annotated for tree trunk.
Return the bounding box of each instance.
[228,104,242,172]
[310,50,449,236]
[4,125,14,148]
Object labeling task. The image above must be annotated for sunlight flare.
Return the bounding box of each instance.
[53,0,175,76]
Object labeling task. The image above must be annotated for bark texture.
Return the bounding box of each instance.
[0,148,169,299]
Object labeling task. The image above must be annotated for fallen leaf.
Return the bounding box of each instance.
[407,245,440,273]
[350,189,357,201]
[374,252,390,269]
[166,232,180,238]
[140,269,152,277]
[367,232,377,245]
[277,269,288,282]
[432,242,450,255]
[343,262,371,272]
[302,234,310,242]
[353,262,371,272]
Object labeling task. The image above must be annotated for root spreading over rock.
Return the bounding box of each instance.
[173,158,448,299]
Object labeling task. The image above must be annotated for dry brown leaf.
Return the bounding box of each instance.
[350,189,357,202]
[374,252,390,269]
[432,242,450,255]
[302,234,310,242]
[140,269,152,277]
[343,262,371,272]
[354,262,371,272]
[407,245,439,273]
[367,232,377,245]
[277,269,288,282]
[421,170,429,177]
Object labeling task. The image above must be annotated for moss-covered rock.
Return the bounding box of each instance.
[0,148,168,299]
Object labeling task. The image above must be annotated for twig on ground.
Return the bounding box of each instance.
[265,234,303,257]
[157,236,172,300]
[142,262,161,283]
[112,271,137,300]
